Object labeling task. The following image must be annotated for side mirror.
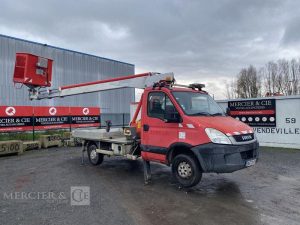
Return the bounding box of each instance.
[164,111,182,123]
[226,107,231,116]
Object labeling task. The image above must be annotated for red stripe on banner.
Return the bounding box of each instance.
[34,124,70,130]
[0,105,101,132]
[34,106,70,116]
[71,123,100,128]
[0,126,33,132]
[230,110,275,115]
[69,107,100,116]
[0,106,33,117]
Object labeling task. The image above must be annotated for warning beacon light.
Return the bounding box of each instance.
[13,53,53,88]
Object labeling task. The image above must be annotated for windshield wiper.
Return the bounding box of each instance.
[210,113,224,116]
[189,112,210,116]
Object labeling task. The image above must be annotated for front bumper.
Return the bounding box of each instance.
[191,141,259,173]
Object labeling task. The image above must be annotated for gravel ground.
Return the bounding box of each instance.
[0,146,299,225]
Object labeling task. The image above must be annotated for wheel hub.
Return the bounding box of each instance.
[177,161,192,178]
[90,149,97,160]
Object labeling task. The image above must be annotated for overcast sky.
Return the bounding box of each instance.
[1,0,300,99]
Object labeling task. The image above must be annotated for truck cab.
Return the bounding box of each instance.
[134,83,259,187]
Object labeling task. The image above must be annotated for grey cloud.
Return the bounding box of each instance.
[0,0,299,98]
[282,18,300,46]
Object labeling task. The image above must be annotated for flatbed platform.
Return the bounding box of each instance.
[72,128,125,141]
[72,128,134,146]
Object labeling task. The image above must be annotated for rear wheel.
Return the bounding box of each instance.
[87,144,104,165]
[172,154,202,188]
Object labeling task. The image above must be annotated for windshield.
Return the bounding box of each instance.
[172,91,225,116]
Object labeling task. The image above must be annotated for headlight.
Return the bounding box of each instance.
[205,128,232,145]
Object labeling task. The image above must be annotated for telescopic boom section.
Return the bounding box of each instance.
[29,72,173,100]
[12,53,174,100]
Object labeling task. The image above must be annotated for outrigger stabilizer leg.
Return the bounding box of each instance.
[81,143,86,165]
[143,160,152,184]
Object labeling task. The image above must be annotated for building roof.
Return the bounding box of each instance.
[0,34,134,67]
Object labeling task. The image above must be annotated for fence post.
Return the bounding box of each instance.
[69,115,72,132]
[32,114,35,141]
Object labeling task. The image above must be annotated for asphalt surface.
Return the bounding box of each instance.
[0,146,299,225]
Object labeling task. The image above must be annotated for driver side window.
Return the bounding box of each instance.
[148,92,177,120]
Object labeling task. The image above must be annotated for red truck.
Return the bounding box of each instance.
[13,53,259,187]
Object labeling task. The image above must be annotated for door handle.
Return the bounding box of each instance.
[143,124,150,131]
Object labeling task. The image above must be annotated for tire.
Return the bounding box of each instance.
[172,154,202,188]
[87,144,104,165]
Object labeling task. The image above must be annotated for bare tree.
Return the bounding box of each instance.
[236,65,261,98]
[290,59,299,95]
[275,59,285,93]
[263,61,278,95]
[230,58,300,99]
[248,65,261,97]
[225,79,237,99]
[225,81,232,99]
[260,58,300,96]
[278,59,290,95]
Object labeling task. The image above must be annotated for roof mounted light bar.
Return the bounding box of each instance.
[172,83,205,91]
[188,83,205,91]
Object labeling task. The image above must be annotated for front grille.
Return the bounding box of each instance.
[233,133,254,142]
[240,149,257,160]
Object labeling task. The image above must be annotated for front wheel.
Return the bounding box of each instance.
[172,154,202,188]
[87,144,104,165]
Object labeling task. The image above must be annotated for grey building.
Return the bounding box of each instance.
[0,34,135,125]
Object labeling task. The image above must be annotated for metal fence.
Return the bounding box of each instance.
[0,113,130,142]
[100,113,130,127]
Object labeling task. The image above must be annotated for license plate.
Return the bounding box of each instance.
[246,159,256,167]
